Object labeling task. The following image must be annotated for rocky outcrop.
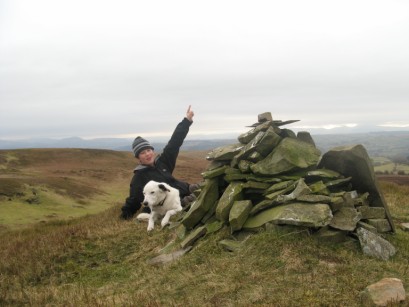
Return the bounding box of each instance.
[177,112,396,260]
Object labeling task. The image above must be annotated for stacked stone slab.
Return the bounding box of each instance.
[179,112,395,258]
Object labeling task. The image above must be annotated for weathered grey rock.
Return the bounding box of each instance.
[243,203,333,229]
[231,131,265,166]
[325,177,352,188]
[280,128,297,138]
[251,137,321,176]
[229,200,253,233]
[264,184,296,201]
[401,223,409,231]
[206,160,228,171]
[249,199,275,216]
[238,121,273,144]
[356,227,396,260]
[306,169,342,179]
[308,181,330,195]
[147,247,192,266]
[297,131,316,147]
[357,221,378,233]
[264,180,295,194]
[296,194,332,203]
[258,112,273,122]
[366,219,392,233]
[180,225,207,248]
[318,144,395,232]
[181,178,219,230]
[238,160,253,173]
[218,239,243,252]
[360,278,406,306]
[247,151,262,162]
[242,181,270,190]
[328,196,344,212]
[215,182,243,222]
[357,206,386,219]
[342,191,357,208]
[275,178,311,203]
[206,143,244,161]
[315,227,348,243]
[175,224,187,240]
[329,207,362,231]
[256,127,282,156]
[201,165,228,179]
[205,220,224,234]
[200,201,218,224]
[354,192,370,206]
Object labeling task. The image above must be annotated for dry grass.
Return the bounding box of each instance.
[0,149,408,306]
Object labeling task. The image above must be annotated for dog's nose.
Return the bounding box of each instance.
[143,201,149,206]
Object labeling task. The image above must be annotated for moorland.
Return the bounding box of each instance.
[0,148,408,306]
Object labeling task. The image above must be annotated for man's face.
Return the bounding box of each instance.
[138,148,155,166]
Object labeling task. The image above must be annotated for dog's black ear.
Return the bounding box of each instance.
[158,183,170,192]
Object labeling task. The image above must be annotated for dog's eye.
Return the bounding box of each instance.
[151,191,155,194]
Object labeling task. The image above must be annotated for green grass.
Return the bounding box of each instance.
[1,181,408,306]
[1,149,408,306]
[0,183,126,229]
[372,156,409,174]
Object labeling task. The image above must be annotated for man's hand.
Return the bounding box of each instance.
[186,105,194,122]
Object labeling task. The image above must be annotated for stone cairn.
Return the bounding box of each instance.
[175,112,396,261]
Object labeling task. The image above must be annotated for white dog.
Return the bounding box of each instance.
[136,180,182,231]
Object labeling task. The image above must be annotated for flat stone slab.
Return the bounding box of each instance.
[181,178,219,229]
[329,207,362,231]
[180,225,207,249]
[243,203,333,229]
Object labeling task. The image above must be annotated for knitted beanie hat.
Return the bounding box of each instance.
[132,136,154,157]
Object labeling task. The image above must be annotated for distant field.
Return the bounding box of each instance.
[0,149,209,231]
[372,156,409,175]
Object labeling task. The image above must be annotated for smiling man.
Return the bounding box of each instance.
[120,105,199,220]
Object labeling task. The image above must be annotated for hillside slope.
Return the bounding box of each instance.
[0,149,408,306]
[0,149,209,230]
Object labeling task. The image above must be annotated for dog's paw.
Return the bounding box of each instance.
[136,213,150,222]
[161,223,170,230]
[161,220,170,229]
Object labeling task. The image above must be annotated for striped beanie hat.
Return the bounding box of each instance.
[132,136,154,157]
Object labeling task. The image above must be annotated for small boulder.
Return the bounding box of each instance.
[356,227,396,261]
[360,278,406,306]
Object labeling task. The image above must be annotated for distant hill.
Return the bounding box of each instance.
[1,131,408,158]
[312,131,409,157]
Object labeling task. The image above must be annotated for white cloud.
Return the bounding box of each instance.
[1,0,409,139]
[378,122,409,128]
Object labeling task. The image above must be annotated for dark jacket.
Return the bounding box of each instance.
[120,117,192,219]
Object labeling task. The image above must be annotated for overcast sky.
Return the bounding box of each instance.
[1,0,408,141]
